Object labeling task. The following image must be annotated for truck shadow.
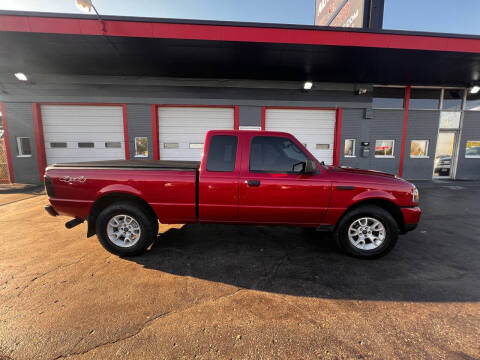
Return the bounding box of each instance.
[128,220,480,302]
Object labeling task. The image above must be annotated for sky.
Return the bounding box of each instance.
[1,0,480,35]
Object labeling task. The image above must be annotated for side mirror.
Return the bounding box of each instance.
[292,162,306,173]
[292,160,317,174]
[304,159,317,174]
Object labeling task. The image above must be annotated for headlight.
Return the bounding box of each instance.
[412,187,419,204]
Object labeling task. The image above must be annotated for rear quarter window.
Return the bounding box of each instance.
[206,135,238,172]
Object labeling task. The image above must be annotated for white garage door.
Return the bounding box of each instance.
[158,107,234,160]
[41,105,125,165]
[265,108,336,164]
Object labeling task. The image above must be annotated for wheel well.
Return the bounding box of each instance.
[340,199,405,233]
[87,192,157,237]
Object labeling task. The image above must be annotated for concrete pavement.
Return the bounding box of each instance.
[0,182,479,359]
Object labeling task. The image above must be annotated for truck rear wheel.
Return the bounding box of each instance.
[96,201,157,256]
[333,205,399,258]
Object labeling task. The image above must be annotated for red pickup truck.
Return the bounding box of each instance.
[44,130,421,258]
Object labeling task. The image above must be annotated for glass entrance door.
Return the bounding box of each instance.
[433,132,456,178]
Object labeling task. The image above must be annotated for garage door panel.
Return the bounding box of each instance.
[44,127,124,136]
[44,123,123,130]
[158,107,234,161]
[45,142,123,151]
[41,105,125,165]
[265,109,336,165]
[42,106,122,116]
[45,150,124,159]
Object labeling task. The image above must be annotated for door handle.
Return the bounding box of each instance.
[246,180,261,187]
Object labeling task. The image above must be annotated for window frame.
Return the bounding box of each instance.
[439,111,461,129]
[374,140,395,158]
[465,141,480,158]
[49,142,68,149]
[344,139,356,157]
[442,89,465,111]
[372,86,406,110]
[163,142,178,149]
[409,88,441,110]
[465,92,480,111]
[248,135,312,174]
[16,137,32,157]
[105,141,122,149]
[77,142,95,148]
[134,137,149,158]
[409,140,430,158]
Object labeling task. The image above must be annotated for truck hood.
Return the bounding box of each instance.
[330,166,398,179]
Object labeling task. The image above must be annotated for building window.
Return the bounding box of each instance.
[375,140,395,157]
[465,141,480,158]
[439,112,461,129]
[465,92,480,111]
[16,137,32,157]
[344,139,355,157]
[50,142,67,148]
[206,135,238,172]
[135,137,148,157]
[189,143,203,149]
[315,144,329,149]
[442,89,464,110]
[410,140,429,158]
[105,141,121,148]
[410,88,441,110]
[78,142,94,148]
[372,87,405,109]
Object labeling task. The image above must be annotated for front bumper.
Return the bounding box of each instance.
[401,206,421,233]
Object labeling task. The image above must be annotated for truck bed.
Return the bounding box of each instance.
[48,159,200,171]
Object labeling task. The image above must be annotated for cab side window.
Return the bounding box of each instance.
[206,135,238,172]
[250,136,308,173]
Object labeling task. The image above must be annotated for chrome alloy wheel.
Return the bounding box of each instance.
[107,214,141,248]
[348,217,386,251]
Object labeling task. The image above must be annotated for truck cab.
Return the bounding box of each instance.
[199,130,331,226]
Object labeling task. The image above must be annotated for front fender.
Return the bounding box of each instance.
[351,189,397,204]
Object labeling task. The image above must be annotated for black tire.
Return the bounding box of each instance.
[333,205,399,258]
[96,201,157,256]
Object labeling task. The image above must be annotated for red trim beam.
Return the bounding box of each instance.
[122,104,130,160]
[1,15,480,54]
[333,108,343,167]
[398,86,411,178]
[151,105,160,160]
[0,102,15,183]
[32,103,47,181]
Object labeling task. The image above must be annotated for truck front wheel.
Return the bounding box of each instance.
[334,205,399,258]
[96,201,157,256]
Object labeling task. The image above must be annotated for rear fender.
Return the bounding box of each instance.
[87,185,148,238]
[96,184,143,199]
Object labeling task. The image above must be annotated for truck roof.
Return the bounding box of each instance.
[207,129,293,137]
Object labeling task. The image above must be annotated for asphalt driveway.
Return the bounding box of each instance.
[0,181,479,359]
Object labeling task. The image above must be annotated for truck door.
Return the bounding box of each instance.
[238,134,331,226]
[198,133,241,223]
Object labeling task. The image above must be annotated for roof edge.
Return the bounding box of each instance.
[1,9,480,40]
